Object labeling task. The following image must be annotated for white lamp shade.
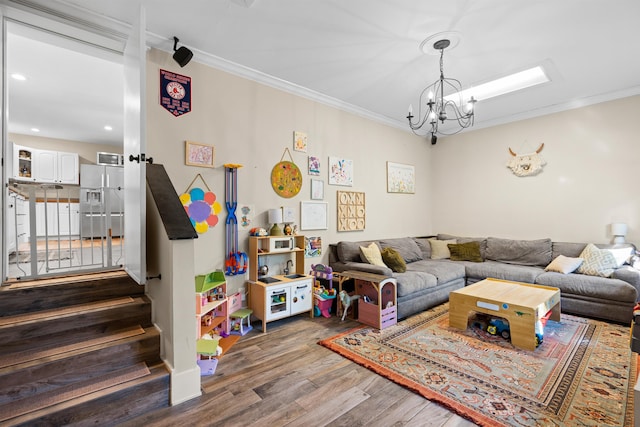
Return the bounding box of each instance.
[611,223,628,236]
[268,208,283,224]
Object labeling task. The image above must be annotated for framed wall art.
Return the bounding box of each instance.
[337,190,365,231]
[308,156,320,175]
[185,141,215,168]
[293,131,308,152]
[310,179,324,200]
[328,156,353,186]
[386,161,415,194]
[300,201,328,230]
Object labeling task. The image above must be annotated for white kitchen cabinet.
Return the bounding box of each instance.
[12,144,35,182]
[6,193,29,254]
[12,144,79,184]
[34,149,79,184]
[36,202,79,237]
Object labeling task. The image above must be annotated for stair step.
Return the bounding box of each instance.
[0,324,151,372]
[0,271,142,317]
[0,362,152,424]
[6,363,170,427]
[0,296,152,346]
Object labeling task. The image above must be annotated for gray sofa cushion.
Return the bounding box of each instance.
[413,238,432,259]
[336,240,378,263]
[465,260,545,284]
[406,259,466,284]
[552,242,587,259]
[392,270,438,297]
[380,237,423,263]
[535,271,637,302]
[486,237,552,266]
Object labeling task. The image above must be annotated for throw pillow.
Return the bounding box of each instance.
[381,247,407,273]
[429,239,457,260]
[359,242,386,267]
[576,243,618,277]
[545,255,584,274]
[605,247,633,267]
[448,241,483,262]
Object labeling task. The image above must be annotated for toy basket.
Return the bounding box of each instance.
[314,291,336,318]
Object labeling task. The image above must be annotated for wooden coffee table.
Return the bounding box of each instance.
[449,278,560,350]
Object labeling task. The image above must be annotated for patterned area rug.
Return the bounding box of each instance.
[319,303,635,426]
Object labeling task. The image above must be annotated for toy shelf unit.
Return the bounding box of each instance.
[336,271,397,329]
[195,270,229,339]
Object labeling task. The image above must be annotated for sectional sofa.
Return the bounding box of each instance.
[328,235,639,323]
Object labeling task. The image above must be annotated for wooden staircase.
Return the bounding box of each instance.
[0,271,170,426]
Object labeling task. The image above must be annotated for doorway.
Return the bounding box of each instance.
[3,19,125,282]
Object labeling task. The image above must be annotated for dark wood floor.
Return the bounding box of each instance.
[124,313,477,427]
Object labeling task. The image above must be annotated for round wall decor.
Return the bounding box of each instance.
[271,148,302,198]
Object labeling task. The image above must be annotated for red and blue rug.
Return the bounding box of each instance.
[319,303,635,426]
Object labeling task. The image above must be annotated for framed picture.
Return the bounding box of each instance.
[310,179,324,200]
[386,161,415,194]
[293,131,308,152]
[185,141,215,168]
[308,155,320,175]
[300,201,328,230]
[328,156,353,186]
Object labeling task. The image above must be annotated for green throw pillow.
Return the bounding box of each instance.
[448,241,483,262]
[381,247,406,273]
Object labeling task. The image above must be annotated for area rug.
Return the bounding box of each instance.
[319,303,635,426]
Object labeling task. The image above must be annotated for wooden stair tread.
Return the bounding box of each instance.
[5,363,170,426]
[0,362,151,423]
[0,296,138,328]
[0,324,147,370]
[2,270,129,289]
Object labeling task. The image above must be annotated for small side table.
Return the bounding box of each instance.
[334,270,397,329]
[229,308,253,336]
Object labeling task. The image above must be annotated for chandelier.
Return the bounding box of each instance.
[406,39,476,145]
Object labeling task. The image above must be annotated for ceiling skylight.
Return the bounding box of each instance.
[446,66,549,103]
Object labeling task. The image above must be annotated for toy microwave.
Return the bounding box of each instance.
[268,236,294,253]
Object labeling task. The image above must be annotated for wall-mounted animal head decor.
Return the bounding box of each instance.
[506,143,546,177]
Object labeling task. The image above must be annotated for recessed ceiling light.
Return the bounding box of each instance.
[30,128,40,133]
[11,73,26,81]
[104,125,113,131]
[446,66,550,103]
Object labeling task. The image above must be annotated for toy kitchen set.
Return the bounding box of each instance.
[247,235,314,332]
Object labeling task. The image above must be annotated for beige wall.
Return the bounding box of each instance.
[146,49,430,293]
[431,95,639,245]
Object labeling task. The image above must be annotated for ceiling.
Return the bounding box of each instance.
[7,0,640,146]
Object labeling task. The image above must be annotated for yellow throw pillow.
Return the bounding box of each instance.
[381,247,407,273]
[359,242,386,267]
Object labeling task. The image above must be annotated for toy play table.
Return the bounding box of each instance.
[449,278,560,350]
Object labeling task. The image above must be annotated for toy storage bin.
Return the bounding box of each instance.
[358,300,397,329]
[315,295,335,318]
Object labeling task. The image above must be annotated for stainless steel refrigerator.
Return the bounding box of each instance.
[80,164,124,239]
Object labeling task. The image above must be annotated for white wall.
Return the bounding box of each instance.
[431,95,640,245]
[145,48,431,294]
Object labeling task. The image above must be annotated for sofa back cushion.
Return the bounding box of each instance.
[552,242,587,259]
[379,237,423,263]
[336,240,377,263]
[413,238,432,259]
[486,237,552,266]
